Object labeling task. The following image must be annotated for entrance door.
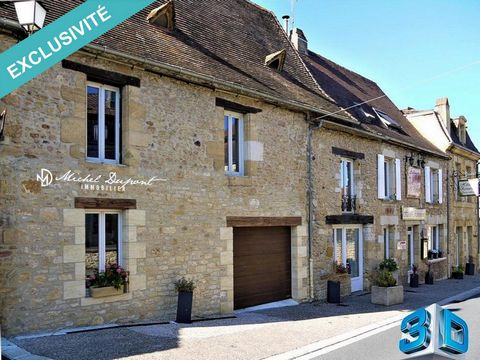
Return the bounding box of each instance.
[408,227,414,269]
[334,226,363,292]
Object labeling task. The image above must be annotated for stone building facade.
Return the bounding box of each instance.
[405,98,480,273]
[0,0,477,337]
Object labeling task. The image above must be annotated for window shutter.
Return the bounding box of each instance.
[378,154,385,199]
[438,169,443,204]
[395,158,402,200]
[425,166,431,203]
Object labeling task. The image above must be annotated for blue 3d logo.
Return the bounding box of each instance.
[399,304,468,359]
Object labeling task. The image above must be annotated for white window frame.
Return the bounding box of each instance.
[224,111,245,176]
[85,210,123,272]
[340,158,355,194]
[425,166,443,204]
[429,225,439,251]
[86,82,121,164]
[377,155,401,200]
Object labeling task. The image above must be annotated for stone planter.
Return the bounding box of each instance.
[90,285,124,298]
[371,285,404,306]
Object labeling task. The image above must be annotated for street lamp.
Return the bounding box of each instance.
[13,0,46,35]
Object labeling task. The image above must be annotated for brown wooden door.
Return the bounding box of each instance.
[233,226,291,309]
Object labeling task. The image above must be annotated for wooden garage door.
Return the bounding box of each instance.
[233,226,291,309]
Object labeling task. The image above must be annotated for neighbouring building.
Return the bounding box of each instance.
[289,28,450,296]
[404,98,480,273]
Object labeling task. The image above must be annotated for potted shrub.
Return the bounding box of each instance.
[327,263,348,303]
[452,265,464,280]
[379,258,399,284]
[371,270,404,306]
[427,250,433,260]
[425,264,434,284]
[409,264,419,288]
[431,250,439,259]
[175,277,195,323]
[465,256,475,275]
[438,250,443,258]
[88,263,128,298]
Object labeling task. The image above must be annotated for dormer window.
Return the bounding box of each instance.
[373,108,402,131]
[265,49,286,71]
[147,0,175,31]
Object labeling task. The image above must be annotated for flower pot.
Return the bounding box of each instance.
[427,251,433,260]
[90,285,124,298]
[176,291,193,323]
[433,252,438,259]
[327,280,341,303]
[410,274,419,288]
[438,251,443,258]
[371,285,404,306]
[425,271,434,285]
[465,263,475,275]
[452,272,464,280]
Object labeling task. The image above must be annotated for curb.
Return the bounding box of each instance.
[266,285,480,360]
[1,337,52,360]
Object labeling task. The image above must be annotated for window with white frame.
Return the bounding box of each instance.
[425,166,443,204]
[340,159,355,212]
[224,111,244,175]
[377,154,401,200]
[429,225,439,251]
[87,83,121,163]
[85,211,122,283]
[383,225,395,259]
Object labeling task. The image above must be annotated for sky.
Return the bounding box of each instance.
[254,0,480,148]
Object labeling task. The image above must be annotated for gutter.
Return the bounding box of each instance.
[323,120,450,160]
[82,44,354,123]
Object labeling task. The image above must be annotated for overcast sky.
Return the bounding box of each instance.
[254,0,480,151]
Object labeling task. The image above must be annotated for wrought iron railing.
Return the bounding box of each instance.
[341,195,356,212]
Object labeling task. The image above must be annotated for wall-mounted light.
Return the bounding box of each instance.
[13,0,46,35]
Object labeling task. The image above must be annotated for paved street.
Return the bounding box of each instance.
[3,275,480,360]
[310,294,480,360]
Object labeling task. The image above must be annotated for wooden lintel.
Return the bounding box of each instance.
[75,197,137,210]
[226,216,302,227]
[325,214,374,225]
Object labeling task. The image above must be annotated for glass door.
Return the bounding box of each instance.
[334,226,363,292]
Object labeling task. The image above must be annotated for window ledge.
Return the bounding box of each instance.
[81,292,132,306]
[85,160,127,168]
[227,176,252,187]
[425,257,447,265]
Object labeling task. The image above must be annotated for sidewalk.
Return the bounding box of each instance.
[3,275,480,360]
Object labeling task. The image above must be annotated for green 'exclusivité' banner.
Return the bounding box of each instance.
[0,0,156,99]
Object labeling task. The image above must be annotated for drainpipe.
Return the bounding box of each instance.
[446,168,451,276]
[306,116,324,300]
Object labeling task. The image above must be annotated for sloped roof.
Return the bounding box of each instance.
[450,121,479,154]
[0,0,344,115]
[302,50,446,156]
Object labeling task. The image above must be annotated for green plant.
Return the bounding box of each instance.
[452,265,464,273]
[175,277,195,292]
[88,263,128,289]
[374,270,397,287]
[379,258,398,272]
[335,262,348,274]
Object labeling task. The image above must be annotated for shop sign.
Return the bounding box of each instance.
[36,168,165,192]
[458,178,479,197]
[406,166,421,198]
[402,206,426,221]
[397,240,407,250]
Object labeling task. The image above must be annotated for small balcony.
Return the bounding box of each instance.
[341,195,357,213]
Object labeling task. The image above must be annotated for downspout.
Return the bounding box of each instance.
[306,115,324,300]
[446,168,450,277]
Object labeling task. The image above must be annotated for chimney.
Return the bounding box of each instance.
[291,28,308,55]
[282,15,290,34]
[434,97,450,134]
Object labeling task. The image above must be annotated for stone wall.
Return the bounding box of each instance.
[311,127,449,297]
[0,34,310,335]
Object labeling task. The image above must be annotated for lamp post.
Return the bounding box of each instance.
[13,0,46,35]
